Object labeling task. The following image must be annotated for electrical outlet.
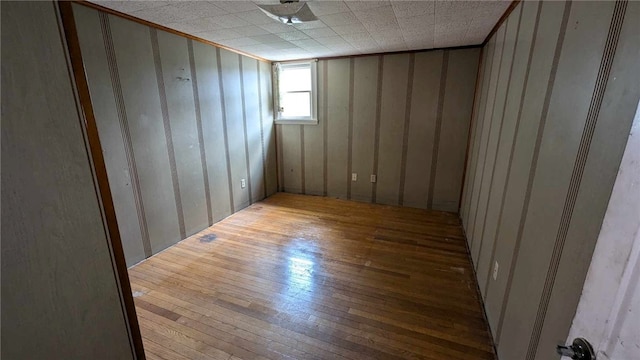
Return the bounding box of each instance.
[241,179,246,189]
[370,174,377,183]
[492,261,499,280]
[352,173,357,181]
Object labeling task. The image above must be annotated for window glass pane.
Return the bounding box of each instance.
[280,66,311,92]
[281,92,311,117]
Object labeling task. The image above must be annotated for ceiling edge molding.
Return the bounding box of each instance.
[483,0,522,45]
[277,44,483,63]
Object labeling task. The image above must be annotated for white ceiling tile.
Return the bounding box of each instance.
[318,12,359,27]
[301,27,338,38]
[222,37,262,47]
[341,32,376,46]
[331,23,368,35]
[398,14,435,30]
[353,5,397,25]
[435,1,481,15]
[266,41,299,50]
[277,31,311,41]
[251,33,285,43]
[238,43,277,53]
[169,2,229,18]
[306,2,350,16]
[362,21,400,33]
[181,14,249,32]
[392,1,435,18]
[233,9,275,25]
[315,36,350,46]
[229,25,270,37]
[93,1,172,13]
[290,39,323,49]
[196,28,243,41]
[292,21,328,30]
[214,1,260,14]
[130,5,200,23]
[346,1,391,12]
[259,22,299,34]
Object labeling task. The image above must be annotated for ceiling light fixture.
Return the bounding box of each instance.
[258,0,318,25]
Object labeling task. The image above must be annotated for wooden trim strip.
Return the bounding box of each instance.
[216,48,236,211]
[469,26,507,249]
[277,125,284,192]
[463,37,497,232]
[150,28,186,240]
[322,61,329,197]
[346,58,355,200]
[526,1,627,358]
[458,47,485,214]
[238,55,254,203]
[428,50,449,209]
[484,0,522,45]
[300,125,306,194]
[56,2,145,358]
[371,56,384,203]
[257,62,268,198]
[291,44,483,63]
[71,0,269,63]
[187,39,214,226]
[398,53,415,207]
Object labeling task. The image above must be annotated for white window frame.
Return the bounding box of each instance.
[273,60,318,125]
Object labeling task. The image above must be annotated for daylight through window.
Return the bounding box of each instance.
[275,61,317,124]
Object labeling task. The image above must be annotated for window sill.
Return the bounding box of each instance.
[274,119,318,125]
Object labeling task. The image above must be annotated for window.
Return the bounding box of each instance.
[274,61,318,124]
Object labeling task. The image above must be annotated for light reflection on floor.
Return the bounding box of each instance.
[277,237,320,315]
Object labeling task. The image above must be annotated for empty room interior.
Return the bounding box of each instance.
[3,1,640,359]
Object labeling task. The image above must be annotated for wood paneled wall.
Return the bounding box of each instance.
[72,3,277,266]
[460,1,639,359]
[276,48,480,212]
[1,2,133,358]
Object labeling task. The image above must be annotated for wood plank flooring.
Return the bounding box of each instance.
[129,193,496,360]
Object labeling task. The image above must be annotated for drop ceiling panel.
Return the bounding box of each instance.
[91,1,510,61]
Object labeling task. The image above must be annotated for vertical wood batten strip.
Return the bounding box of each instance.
[215,48,235,212]
[428,50,449,209]
[150,28,186,239]
[477,11,523,272]
[526,2,627,358]
[322,61,329,196]
[56,2,144,358]
[371,55,384,203]
[277,125,284,192]
[497,0,573,341]
[257,61,268,198]
[188,39,213,225]
[346,58,355,200]
[398,53,415,206]
[485,1,541,296]
[466,38,498,233]
[238,55,253,203]
[300,125,305,194]
[459,47,485,216]
[470,26,507,251]
[99,12,152,258]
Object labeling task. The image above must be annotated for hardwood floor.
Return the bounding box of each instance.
[129,193,496,360]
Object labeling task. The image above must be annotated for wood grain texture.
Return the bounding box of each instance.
[129,193,496,360]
